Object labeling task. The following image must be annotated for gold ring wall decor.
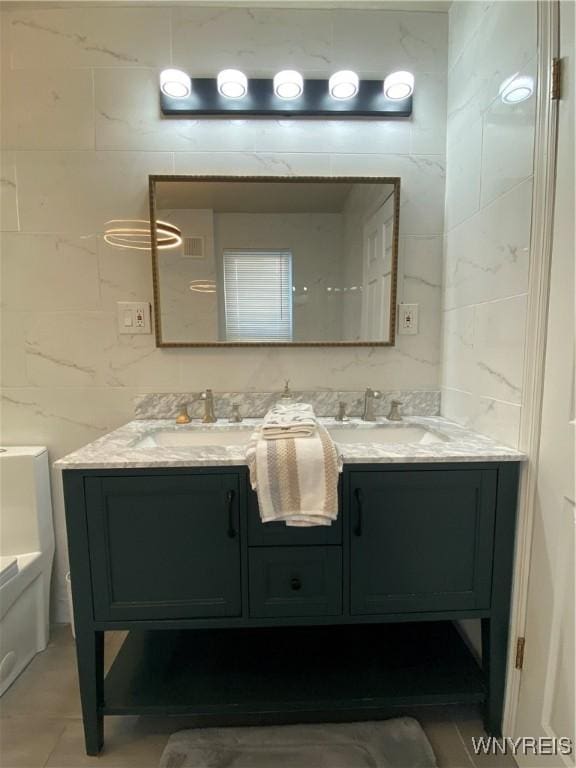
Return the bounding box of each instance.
[149,175,401,348]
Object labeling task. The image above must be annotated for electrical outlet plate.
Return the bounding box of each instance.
[398,303,419,335]
[117,302,152,335]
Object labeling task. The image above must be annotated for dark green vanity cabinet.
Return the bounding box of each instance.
[63,461,520,755]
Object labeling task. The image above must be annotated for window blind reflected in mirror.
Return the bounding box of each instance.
[223,250,293,342]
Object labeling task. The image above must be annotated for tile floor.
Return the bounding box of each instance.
[0,626,517,768]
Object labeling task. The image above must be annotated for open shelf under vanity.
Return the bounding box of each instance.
[103,622,485,719]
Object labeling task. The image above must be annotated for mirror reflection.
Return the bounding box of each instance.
[151,177,399,347]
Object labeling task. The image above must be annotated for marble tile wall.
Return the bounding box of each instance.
[440,1,537,448]
[0,4,447,620]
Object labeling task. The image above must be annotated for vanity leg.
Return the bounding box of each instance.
[75,629,104,755]
[482,617,508,737]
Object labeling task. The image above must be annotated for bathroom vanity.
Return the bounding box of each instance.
[58,416,522,755]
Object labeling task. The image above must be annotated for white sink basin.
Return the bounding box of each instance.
[136,423,446,449]
[328,426,445,445]
[138,429,252,448]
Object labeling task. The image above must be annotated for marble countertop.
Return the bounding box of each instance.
[55,416,525,470]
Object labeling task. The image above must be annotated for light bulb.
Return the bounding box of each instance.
[159,69,191,99]
[499,74,534,104]
[383,71,414,100]
[273,70,304,100]
[329,70,359,100]
[217,69,248,99]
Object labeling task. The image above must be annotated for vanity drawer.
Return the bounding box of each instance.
[249,547,342,618]
[247,489,342,546]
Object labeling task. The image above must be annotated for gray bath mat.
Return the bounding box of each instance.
[159,718,437,768]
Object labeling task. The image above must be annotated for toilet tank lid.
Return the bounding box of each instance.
[0,446,47,458]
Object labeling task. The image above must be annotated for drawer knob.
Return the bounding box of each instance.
[290,577,302,591]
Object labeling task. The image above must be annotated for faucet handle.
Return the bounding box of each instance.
[387,399,403,421]
[175,405,191,425]
[229,404,243,423]
[336,401,347,421]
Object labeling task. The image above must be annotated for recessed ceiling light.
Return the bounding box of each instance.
[499,73,534,104]
[159,69,191,99]
[329,70,359,100]
[217,69,248,99]
[274,70,304,100]
[383,71,414,100]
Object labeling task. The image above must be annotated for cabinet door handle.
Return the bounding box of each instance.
[290,577,302,591]
[354,487,363,536]
[226,489,236,538]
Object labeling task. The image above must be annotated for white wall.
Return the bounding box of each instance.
[0,4,447,620]
[441,1,537,448]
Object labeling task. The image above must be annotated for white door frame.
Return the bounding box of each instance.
[502,0,561,737]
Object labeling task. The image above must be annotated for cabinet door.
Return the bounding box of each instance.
[349,469,497,615]
[86,474,242,620]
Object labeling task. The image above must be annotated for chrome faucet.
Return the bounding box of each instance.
[201,389,217,423]
[362,387,381,422]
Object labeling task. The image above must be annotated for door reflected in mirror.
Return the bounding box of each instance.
[150,176,400,347]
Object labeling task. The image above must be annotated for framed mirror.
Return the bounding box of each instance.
[149,175,400,347]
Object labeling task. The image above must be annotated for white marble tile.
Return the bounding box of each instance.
[399,236,442,358]
[22,311,183,389]
[480,58,536,207]
[0,311,28,387]
[409,73,448,156]
[15,151,173,234]
[24,312,107,387]
[331,9,448,75]
[474,294,527,405]
[444,118,482,231]
[441,306,476,393]
[443,178,532,309]
[441,386,475,428]
[447,0,537,142]
[448,1,494,71]
[0,152,19,231]
[171,7,332,76]
[174,152,331,177]
[471,395,521,448]
[330,154,445,236]
[1,69,94,150]
[1,233,100,311]
[95,69,260,153]
[6,8,171,69]
[255,119,411,156]
[97,237,154,311]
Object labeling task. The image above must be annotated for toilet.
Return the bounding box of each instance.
[0,447,55,696]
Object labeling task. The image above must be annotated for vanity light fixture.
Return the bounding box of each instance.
[383,71,415,100]
[329,70,359,100]
[217,69,248,99]
[499,73,534,104]
[104,220,182,251]
[159,69,192,99]
[160,70,412,118]
[273,70,304,100]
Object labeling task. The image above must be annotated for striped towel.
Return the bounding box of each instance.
[262,402,317,440]
[246,423,343,527]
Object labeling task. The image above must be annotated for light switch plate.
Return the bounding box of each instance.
[398,303,419,335]
[117,302,152,335]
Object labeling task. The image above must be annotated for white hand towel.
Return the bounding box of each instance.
[262,402,318,440]
[246,423,342,527]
